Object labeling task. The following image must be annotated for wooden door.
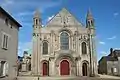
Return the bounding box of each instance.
[43,62,48,76]
[60,60,70,75]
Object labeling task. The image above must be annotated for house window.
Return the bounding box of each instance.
[60,31,69,50]
[0,61,5,76]
[10,24,12,28]
[43,41,48,55]
[5,18,8,26]
[2,33,9,50]
[0,61,8,76]
[113,68,117,73]
[82,42,87,54]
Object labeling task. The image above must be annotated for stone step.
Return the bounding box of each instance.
[17,76,79,80]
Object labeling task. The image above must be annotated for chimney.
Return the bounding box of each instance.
[110,48,114,56]
[110,48,113,54]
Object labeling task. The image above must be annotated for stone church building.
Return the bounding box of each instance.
[31,8,98,77]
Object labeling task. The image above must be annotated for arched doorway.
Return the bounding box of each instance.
[60,60,70,75]
[82,63,88,76]
[42,61,49,76]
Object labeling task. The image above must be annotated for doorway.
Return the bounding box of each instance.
[43,61,49,76]
[82,63,88,76]
[60,60,70,75]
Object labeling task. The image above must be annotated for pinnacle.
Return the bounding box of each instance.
[34,8,40,18]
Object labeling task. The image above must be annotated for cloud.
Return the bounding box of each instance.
[100,51,108,55]
[47,15,55,22]
[1,0,14,6]
[42,15,55,25]
[99,41,105,45]
[18,41,32,56]
[114,48,120,50]
[107,36,116,40]
[113,12,119,17]
[0,0,62,26]
[18,11,34,16]
[1,0,61,14]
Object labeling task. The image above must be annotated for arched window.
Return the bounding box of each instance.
[82,42,87,54]
[88,21,90,26]
[91,20,94,26]
[60,31,69,50]
[43,41,48,55]
[35,19,38,25]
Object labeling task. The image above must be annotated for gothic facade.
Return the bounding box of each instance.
[31,8,98,77]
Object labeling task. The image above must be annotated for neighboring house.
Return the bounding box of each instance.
[98,48,120,76]
[18,51,31,73]
[32,8,98,77]
[0,7,22,80]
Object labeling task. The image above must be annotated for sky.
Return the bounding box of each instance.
[0,0,120,61]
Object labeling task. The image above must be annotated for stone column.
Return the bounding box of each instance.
[76,60,79,76]
[91,35,98,76]
[76,57,82,76]
[38,35,41,75]
[71,64,75,76]
[79,60,82,76]
[32,35,38,75]
[50,31,54,56]
[49,57,55,76]
[76,31,79,55]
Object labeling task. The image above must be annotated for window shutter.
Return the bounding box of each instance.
[2,62,6,76]
[1,32,4,48]
[5,62,8,76]
[0,62,2,76]
[1,32,9,49]
[5,35,8,49]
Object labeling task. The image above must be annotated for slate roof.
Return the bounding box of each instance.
[99,49,120,64]
[99,56,118,63]
[113,50,120,57]
[104,56,118,61]
[101,50,120,62]
[108,50,120,57]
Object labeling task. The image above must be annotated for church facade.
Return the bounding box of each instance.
[31,8,98,77]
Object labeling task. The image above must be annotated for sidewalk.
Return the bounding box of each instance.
[17,74,120,80]
[98,74,120,79]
